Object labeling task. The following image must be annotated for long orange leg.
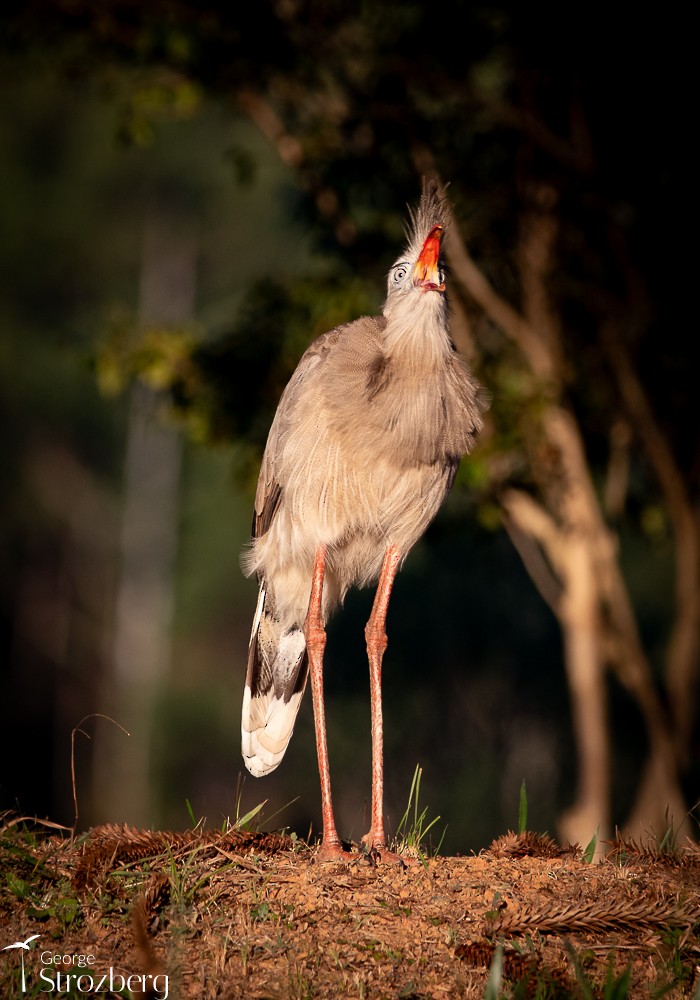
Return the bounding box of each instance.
[304,544,352,860]
[363,544,402,859]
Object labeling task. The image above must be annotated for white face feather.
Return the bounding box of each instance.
[385,254,446,299]
[384,180,448,305]
[382,190,450,362]
[388,259,411,290]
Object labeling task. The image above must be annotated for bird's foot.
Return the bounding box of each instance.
[361,833,419,867]
[368,845,420,868]
[314,838,355,863]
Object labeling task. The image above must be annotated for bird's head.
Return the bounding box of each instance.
[411,224,446,293]
[384,178,449,325]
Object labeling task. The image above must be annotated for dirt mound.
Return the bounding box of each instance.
[1,824,698,998]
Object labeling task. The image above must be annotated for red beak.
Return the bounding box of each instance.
[413,225,445,292]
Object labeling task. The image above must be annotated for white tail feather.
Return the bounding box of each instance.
[241,626,307,777]
[241,686,304,776]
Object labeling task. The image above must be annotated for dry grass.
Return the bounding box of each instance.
[1,821,699,998]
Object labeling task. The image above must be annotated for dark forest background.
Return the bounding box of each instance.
[0,1,696,856]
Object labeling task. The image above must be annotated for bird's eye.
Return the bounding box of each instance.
[392,263,409,284]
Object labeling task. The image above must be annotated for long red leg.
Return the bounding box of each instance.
[363,544,401,854]
[304,544,351,860]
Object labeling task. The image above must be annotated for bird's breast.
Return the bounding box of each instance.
[268,334,481,572]
[277,392,455,561]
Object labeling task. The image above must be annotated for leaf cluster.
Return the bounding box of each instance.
[4,0,692,499]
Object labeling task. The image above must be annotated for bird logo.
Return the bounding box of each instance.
[2,934,41,993]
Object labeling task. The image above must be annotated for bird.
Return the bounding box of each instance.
[2,934,41,952]
[241,178,485,861]
[3,935,41,992]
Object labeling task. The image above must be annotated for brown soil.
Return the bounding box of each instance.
[1,824,699,998]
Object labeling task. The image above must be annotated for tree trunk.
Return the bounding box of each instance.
[446,198,687,848]
[557,534,610,850]
[92,205,195,826]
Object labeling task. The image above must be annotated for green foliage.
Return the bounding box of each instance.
[95,272,379,478]
[115,74,203,148]
[250,900,273,923]
[233,800,267,832]
[1,828,81,933]
[483,944,503,1000]
[582,828,599,865]
[166,845,234,908]
[518,780,528,835]
[602,964,633,1000]
[658,807,679,854]
[393,764,446,861]
[185,798,198,828]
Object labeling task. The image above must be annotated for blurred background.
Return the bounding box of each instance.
[0,1,696,855]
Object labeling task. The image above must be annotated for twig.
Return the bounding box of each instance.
[71,714,130,838]
[0,813,72,836]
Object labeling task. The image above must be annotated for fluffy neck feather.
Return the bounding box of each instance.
[382,288,451,367]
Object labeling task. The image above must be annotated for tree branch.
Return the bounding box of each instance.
[445,212,555,380]
[500,488,563,614]
[603,324,700,759]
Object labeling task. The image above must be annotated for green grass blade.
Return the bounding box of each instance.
[393,764,445,859]
[233,800,267,830]
[518,780,528,834]
[483,944,503,1000]
[583,828,599,864]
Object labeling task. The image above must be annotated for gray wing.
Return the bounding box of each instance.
[251,327,343,542]
[243,329,344,776]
